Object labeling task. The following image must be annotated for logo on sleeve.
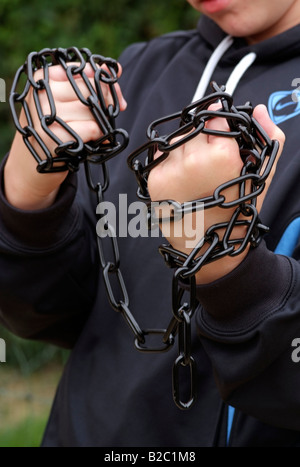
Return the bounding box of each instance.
[268,90,300,125]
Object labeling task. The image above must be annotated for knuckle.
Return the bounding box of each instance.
[87,121,101,141]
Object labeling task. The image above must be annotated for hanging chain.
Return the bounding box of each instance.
[9,49,280,410]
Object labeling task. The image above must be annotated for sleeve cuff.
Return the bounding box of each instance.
[196,241,294,336]
[0,155,80,252]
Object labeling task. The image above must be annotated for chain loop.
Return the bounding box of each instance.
[172,354,197,410]
[10,47,129,173]
[172,308,197,411]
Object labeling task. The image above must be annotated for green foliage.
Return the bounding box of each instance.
[0,0,199,157]
[0,324,69,374]
[0,414,49,447]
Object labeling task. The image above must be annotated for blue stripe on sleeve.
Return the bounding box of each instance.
[227,405,235,445]
[226,217,300,445]
[274,217,300,256]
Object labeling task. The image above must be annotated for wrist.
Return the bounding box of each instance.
[4,130,67,210]
[194,246,250,284]
[166,214,251,285]
[4,157,60,211]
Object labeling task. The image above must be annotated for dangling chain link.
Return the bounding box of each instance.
[9,48,279,410]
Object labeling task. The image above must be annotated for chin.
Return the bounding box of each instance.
[212,17,257,38]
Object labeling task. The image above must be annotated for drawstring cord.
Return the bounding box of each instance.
[191,35,257,102]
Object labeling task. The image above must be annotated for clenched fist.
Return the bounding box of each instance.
[148,104,285,284]
[4,61,127,210]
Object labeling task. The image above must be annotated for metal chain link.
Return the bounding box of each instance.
[128,81,279,277]
[10,46,128,173]
[9,50,280,411]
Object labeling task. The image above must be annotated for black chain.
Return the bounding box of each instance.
[10,46,128,173]
[9,49,280,411]
[128,82,279,275]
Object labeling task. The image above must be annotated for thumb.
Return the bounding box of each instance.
[253,104,285,149]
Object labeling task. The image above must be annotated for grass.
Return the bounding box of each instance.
[0,415,49,447]
[0,362,65,447]
[0,325,69,447]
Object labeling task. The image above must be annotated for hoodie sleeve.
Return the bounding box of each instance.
[0,156,99,348]
[196,240,300,431]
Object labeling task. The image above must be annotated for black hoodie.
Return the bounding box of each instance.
[1,15,300,447]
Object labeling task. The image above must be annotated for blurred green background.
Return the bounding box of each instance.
[0,0,199,157]
[0,0,199,447]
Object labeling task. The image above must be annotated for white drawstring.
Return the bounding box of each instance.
[191,35,257,102]
[225,52,257,95]
[191,35,234,102]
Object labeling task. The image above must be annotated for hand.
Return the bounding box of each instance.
[4,62,127,210]
[148,104,285,284]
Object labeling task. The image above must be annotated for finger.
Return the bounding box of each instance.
[36,60,121,84]
[62,120,102,142]
[41,63,127,111]
[253,104,285,150]
[205,102,231,142]
[46,62,96,82]
[201,103,241,173]
[253,105,285,204]
[43,119,102,145]
[55,100,98,121]
[253,104,285,183]
[114,81,127,111]
[44,78,92,103]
